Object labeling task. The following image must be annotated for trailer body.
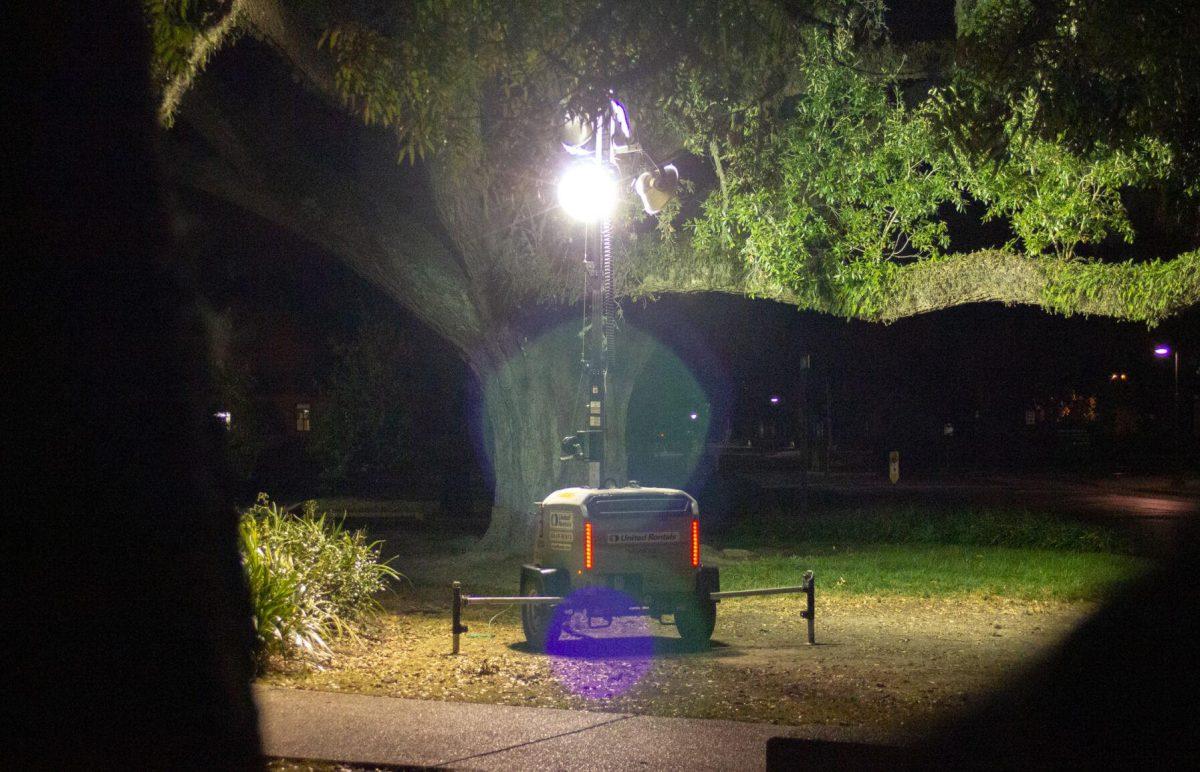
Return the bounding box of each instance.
[519,486,718,648]
[450,485,816,654]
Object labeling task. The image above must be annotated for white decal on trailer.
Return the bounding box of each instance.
[606,532,680,544]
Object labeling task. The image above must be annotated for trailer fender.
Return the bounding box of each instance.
[520,564,569,597]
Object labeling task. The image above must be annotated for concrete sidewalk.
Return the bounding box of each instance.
[256,686,893,770]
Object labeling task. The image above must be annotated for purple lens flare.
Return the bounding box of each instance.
[545,587,653,699]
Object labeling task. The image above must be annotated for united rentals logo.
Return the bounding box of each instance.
[606,531,680,544]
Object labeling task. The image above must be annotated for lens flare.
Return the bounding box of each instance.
[546,587,653,699]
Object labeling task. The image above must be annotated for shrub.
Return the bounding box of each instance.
[239,494,400,668]
[240,512,327,663]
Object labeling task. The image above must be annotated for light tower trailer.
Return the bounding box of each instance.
[451,485,816,653]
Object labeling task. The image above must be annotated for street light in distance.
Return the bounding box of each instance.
[1152,342,1183,485]
[1152,342,1180,406]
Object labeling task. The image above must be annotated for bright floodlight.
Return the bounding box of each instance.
[557,162,617,222]
[1153,344,1171,358]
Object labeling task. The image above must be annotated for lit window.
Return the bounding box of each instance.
[295,403,311,432]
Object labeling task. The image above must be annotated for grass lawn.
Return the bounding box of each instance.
[709,505,1146,602]
[720,544,1144,602]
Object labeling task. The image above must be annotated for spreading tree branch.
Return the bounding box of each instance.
[632,248,1200,325]
[167,84,489,352]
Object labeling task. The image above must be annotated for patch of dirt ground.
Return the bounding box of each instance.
[263,590,1093,734]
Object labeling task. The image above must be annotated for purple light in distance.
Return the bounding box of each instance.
[769,395,781,405]
[1153,344,1171,358]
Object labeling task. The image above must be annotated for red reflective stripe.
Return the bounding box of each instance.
[691,518,700,567]
[584,521,594,570]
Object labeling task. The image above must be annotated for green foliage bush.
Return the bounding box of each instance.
[239,494,399,668]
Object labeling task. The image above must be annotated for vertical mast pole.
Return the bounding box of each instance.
[585,115,608,488]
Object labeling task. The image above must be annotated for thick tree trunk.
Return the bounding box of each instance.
[474,352,564,550]
[471,325,582,550]
[472,323,657,550]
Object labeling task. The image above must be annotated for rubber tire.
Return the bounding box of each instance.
[520,577,560,652]
[675,597,717,648]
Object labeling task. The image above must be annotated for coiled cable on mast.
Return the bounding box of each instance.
[601,218,616,367]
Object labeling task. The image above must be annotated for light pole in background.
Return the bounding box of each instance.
[1152,344,1180,402]
[1153,343,1182,480]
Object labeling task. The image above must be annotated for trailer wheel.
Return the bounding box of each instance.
[675,597,716,648]
[520,577,560,652]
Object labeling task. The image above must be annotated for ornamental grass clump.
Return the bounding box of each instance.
[240,494,399,669]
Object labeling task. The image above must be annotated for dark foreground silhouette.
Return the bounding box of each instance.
[4,2,259,768]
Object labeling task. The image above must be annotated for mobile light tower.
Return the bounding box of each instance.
[557,99,678,488]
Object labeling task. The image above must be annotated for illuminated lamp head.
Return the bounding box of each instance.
[558,161,618,222]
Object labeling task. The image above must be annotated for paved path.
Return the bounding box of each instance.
[256,686,893,770]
